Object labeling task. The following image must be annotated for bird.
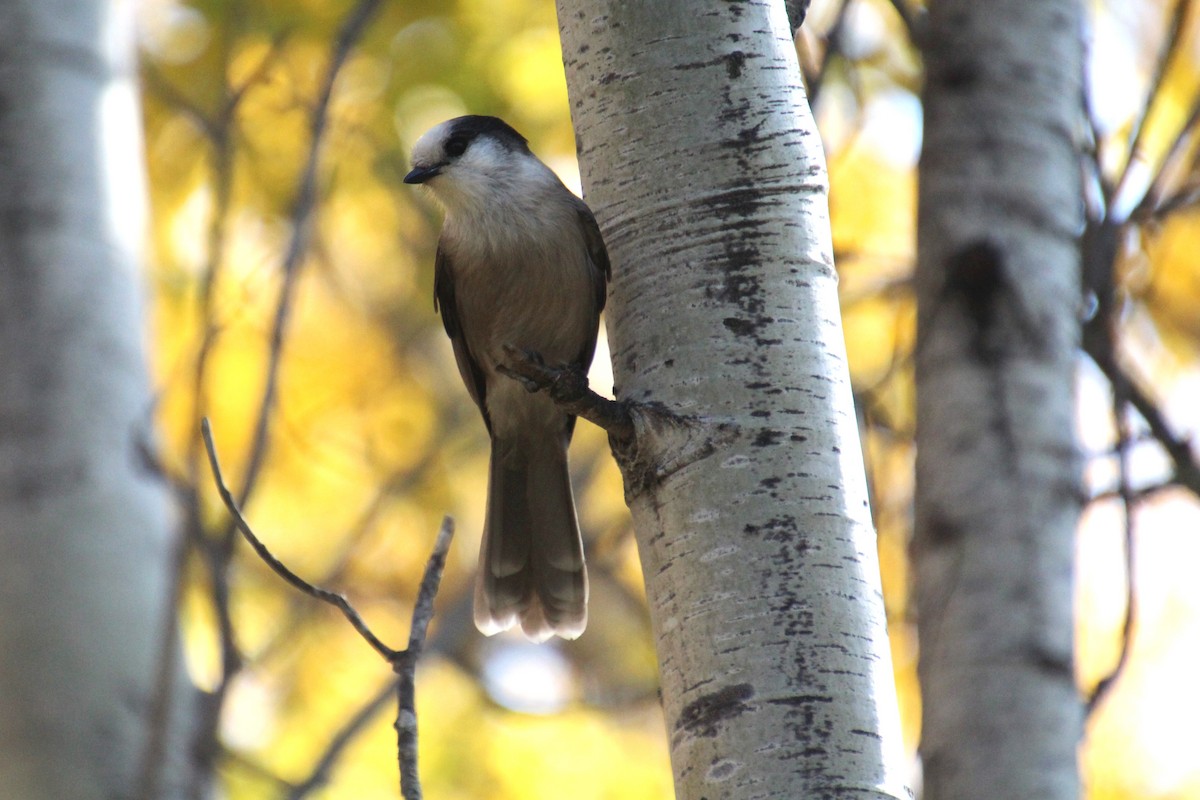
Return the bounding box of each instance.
[404,115,610,641]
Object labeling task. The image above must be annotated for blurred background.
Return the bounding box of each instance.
[135,0,1200,797]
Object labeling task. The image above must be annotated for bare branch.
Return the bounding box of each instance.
[1114,0,1194,205]
[1135,88,1200,219]
[203,419,455,799]
[1080,214,1200,501]
[406,519,454,653]
[886,0,922,40]
[1082,342,1200,500]
[236,0,387,509]
[224,28,292,118]
[287,678,398,799]
[135,530,193,800]
[140,60,221,141]
[252,461,438,665]
[804,0,853,107]
[396,517,454,800]
[1086,390,1139,715]
[201,418,400,661]
[498,344,636,443]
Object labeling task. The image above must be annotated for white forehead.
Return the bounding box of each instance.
[410,119,455,167]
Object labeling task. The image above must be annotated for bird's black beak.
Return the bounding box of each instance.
[403,164,442,184]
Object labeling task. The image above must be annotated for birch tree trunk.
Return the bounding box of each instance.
[557,2,910,797]
[914,1,1084,797]
[0,1,184,797]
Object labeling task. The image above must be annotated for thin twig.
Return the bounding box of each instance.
[203,419,455,799]
[1082,75,1116,212]
[253,461,437,665]
[140,60,221,141]
[1081,316,1200,501]
[1152,181,1200,217]
[805,0,853,107]
[1135,88,1200,219]
[287,678,399,799]
[185,29,293,487]
[141,23,251,796]
[1089,479,1177,504]
[135,516,193,800]
[202,418,400,660]
[1113,0,1194,206]
[396,519,454,800]
[886,0,921,40]
[235,0,387,510]
[1086,391,1139,715]
[1115,364,1200,498]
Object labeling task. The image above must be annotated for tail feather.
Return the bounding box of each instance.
[474,436,587,641]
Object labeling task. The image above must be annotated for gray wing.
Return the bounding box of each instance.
[434,242,493,433]
[573,200,610,370]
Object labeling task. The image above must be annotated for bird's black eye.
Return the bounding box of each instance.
[445,136,468,157]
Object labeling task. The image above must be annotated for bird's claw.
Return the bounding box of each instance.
[496,361,543,393]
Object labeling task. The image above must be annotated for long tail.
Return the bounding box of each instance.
[474,435,588,641]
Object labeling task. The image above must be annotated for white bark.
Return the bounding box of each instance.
[557,2,909,797]
[914,1,1084,797]
[0,1,181,797]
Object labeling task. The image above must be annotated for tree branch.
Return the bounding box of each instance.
[395,520,453,800]
[1113,0,1194,206]
[886,0,923,41]
[236,0,387,509]
[1086,391,1139,715]
[1134,88,1200,219]
[287,678,397,799]
[1085,352,1200,499]
[202,418,455,799]
[804,0,852,107]
[202,418,401,660]
[498,344,636,443]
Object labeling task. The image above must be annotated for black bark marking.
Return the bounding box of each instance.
[939,238,1049,466]
[752,429,782,447]
[742,516,801,543]
[673,683,754,740]
[724,117,770,150]
[942,239,1049,359]
[1031,646,1074,682]
[723,316,756,335]
[943,239,1006,362]
[725,50,746,79]
[922,512,960,546]
[938,61,979,91]
[673,51,757,76]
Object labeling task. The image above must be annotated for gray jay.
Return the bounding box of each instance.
[404,115,610,641]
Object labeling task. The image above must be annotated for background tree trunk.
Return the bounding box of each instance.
[0,1,186,797]
[557,1,910,797]
[914,0,1085,797]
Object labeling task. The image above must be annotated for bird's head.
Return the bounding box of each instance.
[405,115,535,214]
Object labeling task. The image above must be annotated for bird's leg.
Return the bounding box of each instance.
[498,344,555,393]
